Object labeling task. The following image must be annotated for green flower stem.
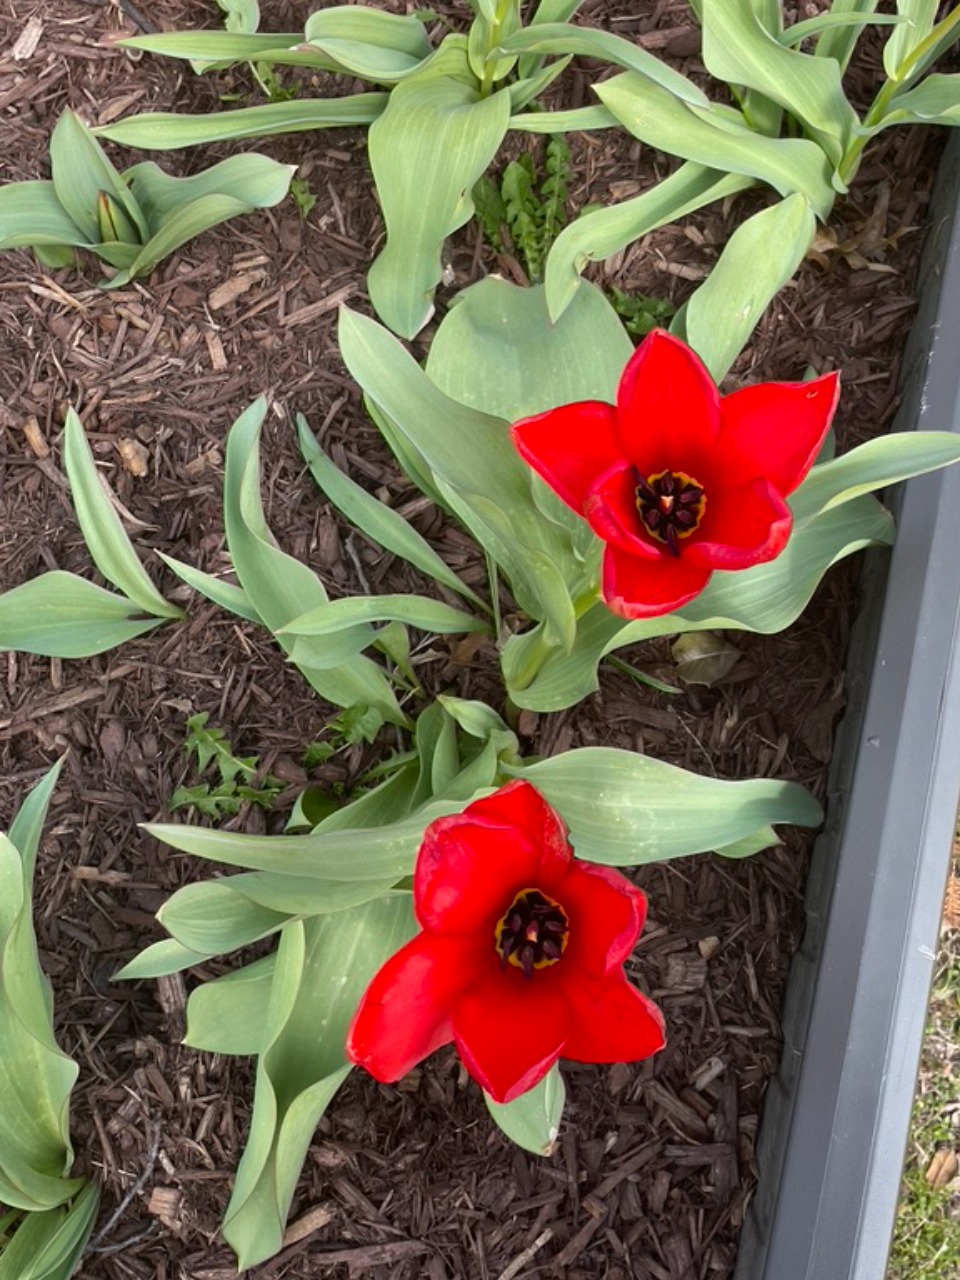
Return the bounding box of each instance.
[479,0,514,97]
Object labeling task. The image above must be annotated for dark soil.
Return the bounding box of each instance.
[0,2,947,1278]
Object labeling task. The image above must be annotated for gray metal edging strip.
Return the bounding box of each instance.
[735,135,960,1280]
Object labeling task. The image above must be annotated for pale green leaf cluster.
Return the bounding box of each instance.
[0,766,98,1278]
[0,110,293,286]
[0,409,181,658]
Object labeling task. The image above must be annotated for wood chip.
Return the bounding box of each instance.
[11,16,43,59]
[203,329,228,371]
[208,271,266,311]
[21,414,50,458]
[282,1203,337,1247]
[117,436,150,477]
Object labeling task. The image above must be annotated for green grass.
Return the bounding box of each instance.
[887,901,960,1279]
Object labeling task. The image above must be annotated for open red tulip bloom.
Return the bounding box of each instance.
[511,330,840,619]
[346,780,665,1104]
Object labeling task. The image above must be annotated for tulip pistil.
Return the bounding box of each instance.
[496,888,569,980]
[635,469,706,555]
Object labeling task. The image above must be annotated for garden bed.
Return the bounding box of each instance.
[0,2,951,1278]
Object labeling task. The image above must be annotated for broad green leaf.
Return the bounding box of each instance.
[816,0,880,71]
[505,495,894,710]
[223,399,406,725]
[499,24,709,107]
[185,956,276,1056]
[545,163,752,322]
[113,937,209,980]
[437,695,511,740]
[120,30,309,67]
[217,0,259,33]
[48,111,147,245]
[157,881,291,954]
[0,1181,99,1280]
[714,826,780,859]
[871,72,960,127]
[219,872,402,914]
[145,799,474,881]
[0,767,83,1212]
[124,152,294,224]
[301,6,433,82]
[104,181,294,289]
[367,38,512,336]
[784,9,902,51]
[700,0,859,168]
[507,56,571,112]
[485,1065,564,1155]
[680,194,816,381]
[509,105,620,132]
[296,417,486,609]
[884,6,960,88]
[339,307,579,646]
[281,594,487,671]
[426,277,632,418]
[157,552,260,622]
[511,747,822,862]
[62,409,181,619]
[0,573,163,658]
[789,430,960,520]
[0,183,90,252]
[222,902,417,1267]
[883,0,939,79]
[97,95,388,150]
[596,73,836,219]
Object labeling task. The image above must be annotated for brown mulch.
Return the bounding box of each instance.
[0,2,948,1278]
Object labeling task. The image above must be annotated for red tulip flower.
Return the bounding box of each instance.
[511,330,840,619]
[346,780,665,1104]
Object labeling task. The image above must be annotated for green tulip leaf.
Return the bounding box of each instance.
[221,902,417,1268]
[62,408,181,619]
[485,1064,565,1155]
[883,0,939,79]
[426,277,632,418]
[185,956,276,1056]
[509,105,620,132]
[815,0,881,72]
[0,182,90,252]
[544,162,753,323]
[113,937,209,981]
[679,194,817,382]
[510,746,822,863]
[0,1181,99,1280]
[48,111,147,245]
[499,24,709,106]
[0,573,164,658]
[222,399,407,726]
[596,72,836,219]
[0,764,85,1212]
[296,417,486,609]
[701,0,859,168]
[156,552,260,622]
[366,38,512,337]
[301,6,433,82]
[124,152,294,223]
[97,95,388,150]
[871,72,960,128]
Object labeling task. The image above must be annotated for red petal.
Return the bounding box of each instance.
[511,402,621,515]
[684,477,792,570]
[562,971,666,1064]
[616,330,721,476]
[560,862,647,978]
[601,544,711,619]
[346,933,485,1083]
[583,462,662,560]
[717,371,840,495]
[415,781,573,933]
[452,969,568,1104]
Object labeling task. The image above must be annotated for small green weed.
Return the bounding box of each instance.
[170,712,284,819]
[473,136,571,284]
[608,286,676,338]
[290,175,317,219]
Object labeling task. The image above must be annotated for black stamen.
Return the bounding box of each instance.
[496,889,569,980]
[635,469,706,553]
